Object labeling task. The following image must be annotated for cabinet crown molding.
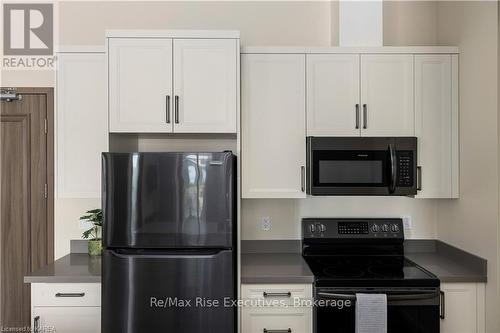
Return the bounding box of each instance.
[106,29,240,39]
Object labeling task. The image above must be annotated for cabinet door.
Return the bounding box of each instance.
[360,54,414,136]
[108,38,173,133]
[415,55,457,198]
[307,54,360,136]
[440,283,478,333]
[33,306,100,333]
[56,53,107,198]
[242,54,306,198]
[173,39,237,133]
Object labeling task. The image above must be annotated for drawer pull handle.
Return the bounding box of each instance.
[263,292,291,298]
[263,329,291,333]
[55,292,85,297]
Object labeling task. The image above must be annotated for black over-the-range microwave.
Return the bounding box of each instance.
[306,137,418,196]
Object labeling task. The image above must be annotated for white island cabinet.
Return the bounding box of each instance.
[31,283,101,333]
[108,30,239,133]
[440,282,485,333]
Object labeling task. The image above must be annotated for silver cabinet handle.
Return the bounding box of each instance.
[174,95,180,124]
[440,291,445,319]
[264,330,291,333]
[263,292,291,298]
[166,95,171,124]
[417,166,422,191]
[55,292,85,297]
[355,104,360,129]
[300,166,305,192]
[363,104,367,129]
[34,316,40,333]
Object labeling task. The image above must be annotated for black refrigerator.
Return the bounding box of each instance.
[101,152,236,333]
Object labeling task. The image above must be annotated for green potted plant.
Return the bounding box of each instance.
[79,208,103,256]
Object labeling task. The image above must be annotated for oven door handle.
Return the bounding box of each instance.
[317,291,439,302]
[388,144,397,194]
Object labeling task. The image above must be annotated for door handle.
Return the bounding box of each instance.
[440,291,445,319]
[263,292,291,298]
[300,166,305,192]
[388,144,397,194]
[355,104,360,129]
[362,104,367,129]
[317,291,439,302]
[166,95,171,124]
[174,95,180,124]
[55,292,85,297]
[263,329,291,333]
[34,316,40,333]
[417,166,422,191]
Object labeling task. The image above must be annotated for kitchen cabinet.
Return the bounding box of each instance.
[241,284,313,333]
[108,32,239,133]
[56,50,107,198]
[440,283,485,333]
[108,38,173,133]
[31,283,101,333]
[360,54,414,136]
[415,54,459,198]
[242,54,306,198]
[306,54,360,136]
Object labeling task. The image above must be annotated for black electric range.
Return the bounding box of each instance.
[302,218,441,333]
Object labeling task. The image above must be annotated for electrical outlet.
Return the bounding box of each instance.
[261,216,271,231]
[402,216,413,230]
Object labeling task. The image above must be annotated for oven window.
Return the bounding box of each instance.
[319,160,383,184]
[313,150,389,187]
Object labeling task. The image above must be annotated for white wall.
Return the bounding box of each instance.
[435,2,499,333]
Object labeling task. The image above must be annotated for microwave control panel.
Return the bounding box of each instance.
[397,151,413,187]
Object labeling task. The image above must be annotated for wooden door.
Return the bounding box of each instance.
[0,88,54,328]
[360,54,414,136]
[172,39,238,133]
[241,54,306,198]
[306,54,361,136]
[108,38,173,133]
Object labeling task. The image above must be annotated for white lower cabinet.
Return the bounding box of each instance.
[31,283,101,333]
[241,284,313,333]
[440,283,485,333]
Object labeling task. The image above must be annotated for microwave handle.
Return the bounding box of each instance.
[389,144,397,194]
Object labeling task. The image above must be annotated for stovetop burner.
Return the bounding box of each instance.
[301,218,440,288]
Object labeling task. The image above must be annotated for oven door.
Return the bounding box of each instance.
[307,137,417,196]
[315,287,440,333]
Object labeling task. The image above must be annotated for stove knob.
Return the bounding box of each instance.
[391,224,400,233]
[381,224,389,232]
[309,224,316,234]
[319,224,327,233]
[371,224,379,232]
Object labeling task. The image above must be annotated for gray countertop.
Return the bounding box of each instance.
[25,239,487,284]
[24,253,101,283]
[241,253,314,284]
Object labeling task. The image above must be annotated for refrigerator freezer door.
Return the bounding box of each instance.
[102,249,235,333]
[102,152,235,248]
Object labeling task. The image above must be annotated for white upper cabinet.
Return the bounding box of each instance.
[107,32,239,133]
[108,38,173,133]
[242,54,306,198]
[415,55,459,198]
[173,39,237,133]
[360,54,414,136]
[306,54,361,136]
[56,51,107,198]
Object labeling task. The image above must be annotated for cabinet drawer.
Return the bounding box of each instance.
[33,306,100,333]
[242,284,312,306]
[32,283,101,307]
[242,308,312,333]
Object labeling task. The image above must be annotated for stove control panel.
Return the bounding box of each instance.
[302,218,404,239]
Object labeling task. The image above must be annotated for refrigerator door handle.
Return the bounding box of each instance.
[110,249,229,259]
